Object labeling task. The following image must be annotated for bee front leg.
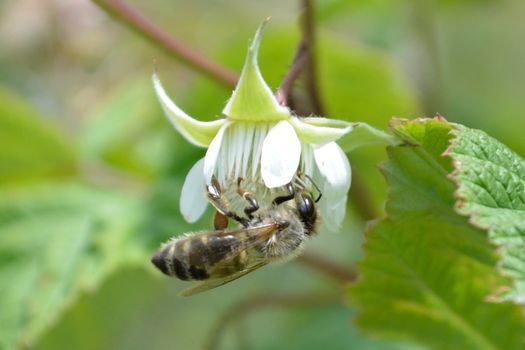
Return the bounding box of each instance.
[272,183,295,205]
[207,176,249,227]
[237,177,259,219]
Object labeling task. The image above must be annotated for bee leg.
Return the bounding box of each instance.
[237,177,259,219]
[213,210,229,230]
[272,183,295,205]
[207,176,249,227]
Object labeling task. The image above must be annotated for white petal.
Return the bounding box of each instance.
[180,158,208,223]
[314,141,351,191]
[204,122,229,184]
[261,121,301,188]
[319,194,348,232]
[301,142,314,178]
[152,72,225,147]
[233,124,246,178]
[314,142,351,229]
[251,123,267,178]
[241,123,255,177]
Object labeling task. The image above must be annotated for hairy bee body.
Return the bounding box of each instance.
[153,205,311,282]
[153,227,250,281]
[151,178,320,295]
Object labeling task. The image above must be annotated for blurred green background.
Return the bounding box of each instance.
[1,0,524,349]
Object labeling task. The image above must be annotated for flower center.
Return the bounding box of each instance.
[215,121,271,185]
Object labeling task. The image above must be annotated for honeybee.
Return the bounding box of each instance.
[151,175,321,296]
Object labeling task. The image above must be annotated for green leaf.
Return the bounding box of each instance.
[0,87,76,185]
[447,126,525,302]
[0,182,144,349]
[350,118,525,350]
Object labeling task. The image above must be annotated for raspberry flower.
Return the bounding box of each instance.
[153,23,396,228]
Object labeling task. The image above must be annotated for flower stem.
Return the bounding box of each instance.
[91,0,239,88]
[276,41,308,106]
[298,0,380,221]
[301,0,325,116]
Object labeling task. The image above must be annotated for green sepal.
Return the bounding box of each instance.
[221,20,290,122]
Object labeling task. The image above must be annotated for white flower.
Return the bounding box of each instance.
[153,22,396,229]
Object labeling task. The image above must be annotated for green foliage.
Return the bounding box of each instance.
[0,85,146,349]
[35,267,423,350]
[350,118,525,349]
[0,88,76,185]
[0,183,143,349]
[448,126,525,302]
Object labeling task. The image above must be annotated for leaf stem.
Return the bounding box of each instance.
[92,0,239,88]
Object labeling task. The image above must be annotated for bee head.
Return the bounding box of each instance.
[296,192,318,235]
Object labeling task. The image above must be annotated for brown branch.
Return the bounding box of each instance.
[299,0,380,222]
[296,252,357,282]
[301,0,324,115]
[276,42,308,106]
[204,293,339,350]
[92,0,238,88]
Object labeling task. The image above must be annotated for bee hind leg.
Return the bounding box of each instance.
[237,177,259,219]
[207,176,249,227]
[213,210,229,230]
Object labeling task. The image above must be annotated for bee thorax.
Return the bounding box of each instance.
[263,213,307,259]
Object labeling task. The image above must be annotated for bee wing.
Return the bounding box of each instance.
[178,223,281,297]
[179,261,267,297]
[210,222,280,258]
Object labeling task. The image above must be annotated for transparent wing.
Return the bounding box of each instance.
[179,261,267,297]
[187,222,280,263]
[178,223,280,297]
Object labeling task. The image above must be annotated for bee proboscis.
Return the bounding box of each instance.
[151,176,320,296]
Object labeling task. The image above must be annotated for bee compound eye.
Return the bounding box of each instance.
[298,194,315,218]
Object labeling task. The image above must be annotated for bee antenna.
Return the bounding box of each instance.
[303,174,323,203]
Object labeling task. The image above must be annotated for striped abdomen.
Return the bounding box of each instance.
[151,232,250,281]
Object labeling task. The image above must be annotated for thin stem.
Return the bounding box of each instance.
[296,252,357,282]
[301,0,324,115]
[204,293,339,350]
[92,0,238,88]
[299,0,379,221]
[276,42,308,106]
